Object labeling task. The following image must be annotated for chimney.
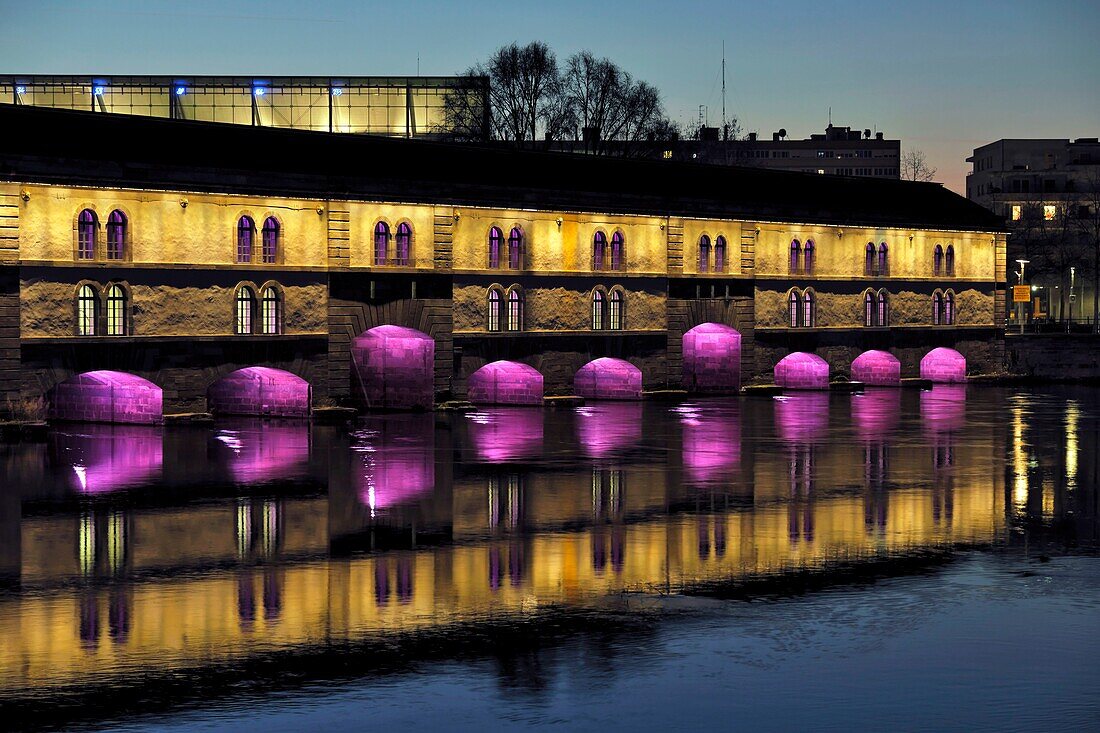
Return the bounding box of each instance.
[748,132,758,142]
[875,132,884,140]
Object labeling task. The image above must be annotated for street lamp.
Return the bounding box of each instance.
[1068,266,1076,327]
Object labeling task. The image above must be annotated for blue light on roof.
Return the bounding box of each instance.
[253,87,266,97]
[15,86,26,95]
[94,86,105,95]
[330,87,343,96]
[175,86,186,96]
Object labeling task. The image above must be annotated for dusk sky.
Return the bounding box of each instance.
[3,0,1098,193]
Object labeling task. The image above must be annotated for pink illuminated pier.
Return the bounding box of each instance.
[352,325,435,410]
[48,371,163,425]
[920,347,967,383]
[683,323,741,393]
[207,367,311,418]
[467,361,544,405]
[574,358,642,400]
[774,352,830,390]
[851,350,901,387]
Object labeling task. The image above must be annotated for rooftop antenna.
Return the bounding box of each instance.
[417,54,420,76]
[828,106,832,126]
[721,40,726,140]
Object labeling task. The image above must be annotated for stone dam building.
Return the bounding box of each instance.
[0,104,1008,422]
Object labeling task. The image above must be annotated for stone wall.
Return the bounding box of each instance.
[1007,334,1100,380]
[754,286,995,329]
[453,281,666,333]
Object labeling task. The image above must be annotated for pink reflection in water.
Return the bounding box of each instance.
[920,385,967,434]
[576,402,643,458]
[676,404,741,483]
[213,419,310,483]
[466,408,544,462]
[54,424,163,494]
[354,415,435,513]
[851,389,901,440]
[774,392,830,443]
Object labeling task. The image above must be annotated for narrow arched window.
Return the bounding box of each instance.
[878,242,889,276]
[803,240,815,275]
[236,286,255,335]
[802,289,816,327]
[106,284,126,336]
[106,210,126,261]
[261,217,279,264]
[395,222,412,266]
[864,290,875,327]
[864,242,875,276]
[610,232,625,271]
[877,289,889,327]
[237,216,255,264]
[714,236,727,273]
[788,290,801,328]
[609,289,623,330]
[592,289,605,330]
[488,227,503,269]
[933,244,944,276]
[507,289,523,331]
[944,290,955,325]
[77,284,98,336]
[374,221,389,265]
[508,227,523,269]
[487,288,503,332]
[699,235,710,273]
[945,245,955,276]
[790,239,802,275]
[261,286,282,334]
[593,231,607,271]
[77,209,97,260]
[933,290,943,325]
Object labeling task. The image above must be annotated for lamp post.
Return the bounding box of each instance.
[1068,266,1076,328]
[1016,259,1030,334]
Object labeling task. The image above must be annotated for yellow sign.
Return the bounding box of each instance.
[1013,285,1030,303]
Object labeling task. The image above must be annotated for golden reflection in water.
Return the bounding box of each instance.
[1065,401,1079,490]
[1012,401,1029,515]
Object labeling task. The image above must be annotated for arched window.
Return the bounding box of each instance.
[591,289,605,330]
[261,286,282,335]
[933,290,943,325]
[803,239,815,275]
[261,217,279,264]
[714,236,727,273]
[945,245,955,276]
[508,227,523,269]
[864,290,875,327]
[593,231,607,271]
[488,227,503,269]
[77,209,97,260]
[236,286,256,335]
[802,289,816,327]
[877,289,889,327]
[506,288,523,331]
[237,216,255,264]
[878,242,889,276]
[487,287,503,332]
[77,284,98,336]
[106,210,126,261]
[788,290,801,328]
[105,284,126,336]
[395,222,412,266]
[699,235,710,273]
[790,239,802,275]
[609,289,623,330]
[374,221,389,265]
[944,290,955,325]
[610,232,625,271]
[933,244,944,276]
[864,242,876,276]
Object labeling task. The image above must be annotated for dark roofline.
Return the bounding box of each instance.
[0,104,1006,233]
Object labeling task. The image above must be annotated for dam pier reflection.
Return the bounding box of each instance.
[0,386,1097,722]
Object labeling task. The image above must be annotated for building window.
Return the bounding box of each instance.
[699,235,710,273]
[1011,205,1022,221]
[261,286,282,334]
[933,290,943,325]
[944,290,955,325]
[374,221,390,265]
[508,227,523,269]
[877,289,889,327]
[864,290,875,327]
[106,210,126,261]
[714,235,726,273]
[77,284,98,336]
[593,231,607,271]
[609,289,623,330]
[237,216,255,264]
[488,226,503,269]
[945,245,955,276]
[610,231,625,271]
[789,290,800,328]
[236,286,255,334]
[864,242,875,276]
[1043,205,1056,221]
[802,289,815,327]
[77,209,97,260]
[261,216,279,264]
[789,239,801,275]
[933,244,944,276]
[394,222,412,266]
[487,287,503,332]
[506,288,523,331]
[803,239,815,275]
[592,289,605,330]
[105,284,126,336]
[877,242,889,276]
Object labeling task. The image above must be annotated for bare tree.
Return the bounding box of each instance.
[1074,168,1100,331]
[901,149,937,182]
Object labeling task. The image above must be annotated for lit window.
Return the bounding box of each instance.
[1011,205,1022,221]
[106,284,126,336]
[933,244,943,276]
[261,286,282,334]
[789,239,801,275]
[593,231,607,271]
[506,289,523,331]
[487,288,502,332]
[864,290,875,327]
[609,289,623,330]
[261,217,279,264]
[714,236,726,273]
[945,245,955,276]
[237,216,255,263]
[592,289,605,330]
[610,231,625,271]
[933,290,943,325]
[77,284,97,336]
[236,286,255,334]
[944,290,955,325]
[864,242,875,276]
[374,221,389,265]
[488,227,503,269]
[803,239,814,275]
[877,289,889,327]
[788,290,801,328]
[106,210,126,261]
[698,235,710,273]
[395,222,412,266]
[877,242,889,276]
[77,209,97,260]
[802,289,815,327]
[1043,204,1056,221]
[508,228,523,269]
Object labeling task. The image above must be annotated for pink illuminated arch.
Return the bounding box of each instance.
[207,367,311,418]
[851,350,901,386]
[352,325,435,410]
[683,323,741,393]
[920,347,966,383]
[48,370,163,425]
[774,352,830,390]
[467,360,543,405]
[574,358,642,400]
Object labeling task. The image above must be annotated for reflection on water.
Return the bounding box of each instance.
[0,387,1098,729]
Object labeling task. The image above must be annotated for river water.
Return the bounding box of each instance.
[1,386,1097,731]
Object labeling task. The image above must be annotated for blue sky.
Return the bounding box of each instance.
[2,0,1098,192]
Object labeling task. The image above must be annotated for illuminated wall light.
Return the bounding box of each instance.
[94,86,105,96]
[253,87,266,97]
[15,86,26,95]
[330,87,343,96]
[175,86,187,96]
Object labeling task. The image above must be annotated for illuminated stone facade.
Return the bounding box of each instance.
[0,105,1007,419]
